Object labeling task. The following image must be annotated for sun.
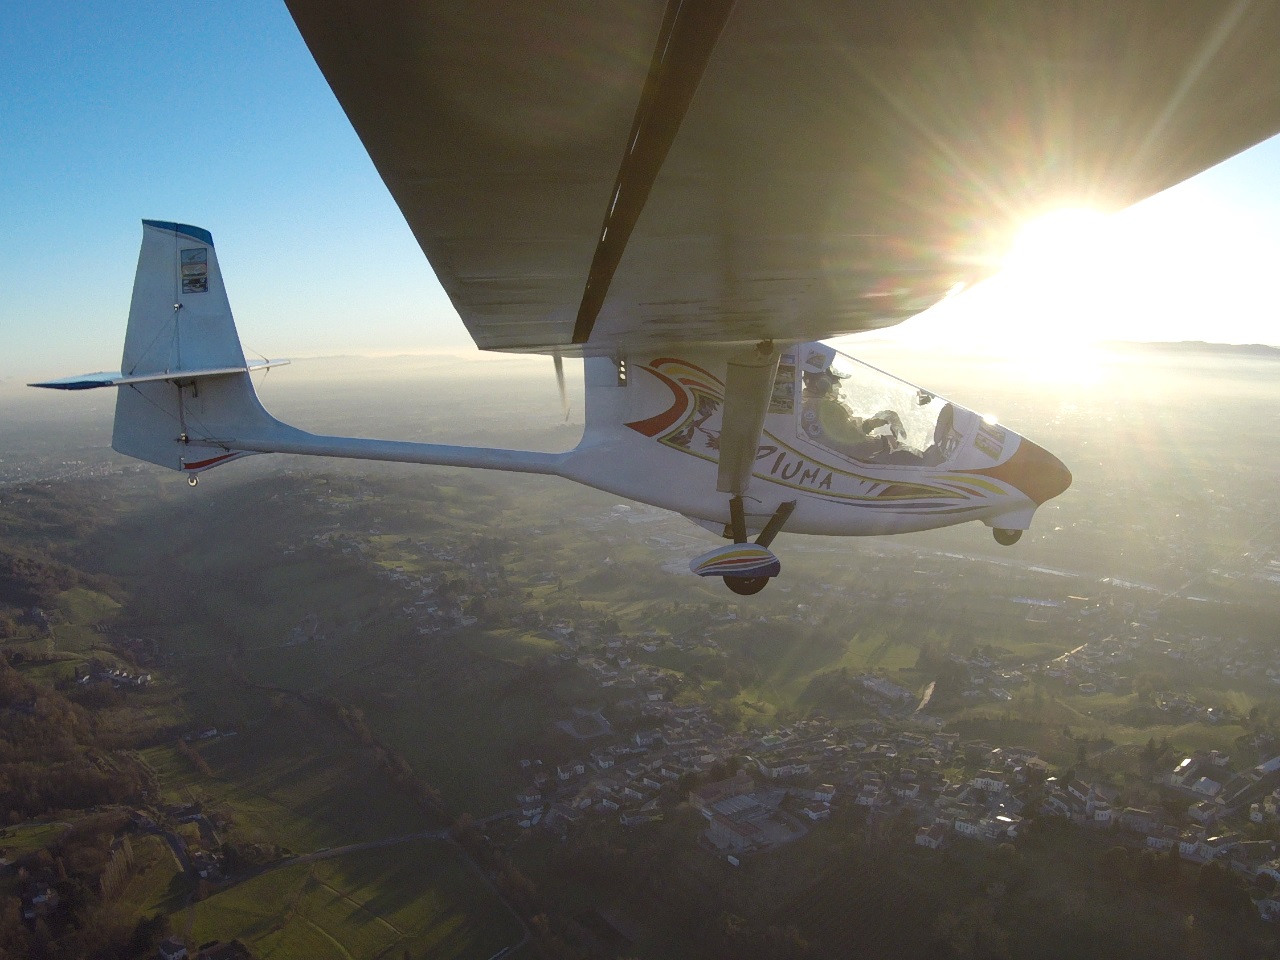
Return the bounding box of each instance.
[877,190,1273,382]
[1003,207,1111,275]
[964,207,1120,383]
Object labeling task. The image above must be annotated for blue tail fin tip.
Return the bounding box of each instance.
[141,220,214,246]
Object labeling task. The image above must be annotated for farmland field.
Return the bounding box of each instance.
[187,840,520,960]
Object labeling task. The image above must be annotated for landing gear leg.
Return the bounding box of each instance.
[754,500,796,549]
[728,495,749,543]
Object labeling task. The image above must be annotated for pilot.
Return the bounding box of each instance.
[801,369,897,460]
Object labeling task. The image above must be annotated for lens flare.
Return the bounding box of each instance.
[1004,208,1110,274]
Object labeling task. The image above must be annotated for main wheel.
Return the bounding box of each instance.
[724,576,769,595]
[992,527,1022,546]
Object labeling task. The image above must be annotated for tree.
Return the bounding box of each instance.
[1141,737,1159,766]
[934,899,1010,960]
[220,840,240,875]
[1101,845,1130,882]
[915,641,941,671]
[1198,860,1251,912]
[0,895,33,960]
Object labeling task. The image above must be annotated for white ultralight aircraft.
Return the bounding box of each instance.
[34,1,1280,595]
[34,219,1067,594]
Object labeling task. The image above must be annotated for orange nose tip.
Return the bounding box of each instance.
[1003,438,1072,505]
[970,438,1072,505]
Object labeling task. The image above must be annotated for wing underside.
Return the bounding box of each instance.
[284,0,1280,356]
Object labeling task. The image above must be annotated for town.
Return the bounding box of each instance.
[3,343,1280,959]
[284,480,1280,926]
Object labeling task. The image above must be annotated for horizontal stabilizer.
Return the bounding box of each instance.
[29,359,289,391]
[28,372,122,391]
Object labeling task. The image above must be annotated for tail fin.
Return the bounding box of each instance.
[111,221,281,474]
[38,220,567,481]
[121,221,246,376]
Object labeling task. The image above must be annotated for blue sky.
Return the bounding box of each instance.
[2,1,465,383]
[4,2,1280,385]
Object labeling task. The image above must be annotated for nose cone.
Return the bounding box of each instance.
[994,438,1072,505]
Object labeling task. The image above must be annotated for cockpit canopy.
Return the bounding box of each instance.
[771,343,967,467]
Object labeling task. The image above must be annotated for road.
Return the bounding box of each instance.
[278,827,445,866]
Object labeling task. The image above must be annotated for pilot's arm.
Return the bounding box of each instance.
[813,400,889,458]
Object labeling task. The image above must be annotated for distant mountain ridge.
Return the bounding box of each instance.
[1103,340,1280,359]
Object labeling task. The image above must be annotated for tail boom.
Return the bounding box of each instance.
[204,429,568,476]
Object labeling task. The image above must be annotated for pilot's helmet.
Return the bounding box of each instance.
[803,369,841,398]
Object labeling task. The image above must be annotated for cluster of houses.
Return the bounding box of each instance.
[1174,629,1280,688]
[506,667,1280,929]
[572,648,686,697]
[1031,620,1280,711]
[1030,636,1136,695]
[298,510,508,634]
[1031,749,1280,924]
[998,631,1255,727]
[512,695,738,832]
[510,699,1045,856]
[1211,542,1280,589]
[77,661,152,688]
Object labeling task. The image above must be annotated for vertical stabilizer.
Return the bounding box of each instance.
[112,221,275,472]
[122,221,248,375]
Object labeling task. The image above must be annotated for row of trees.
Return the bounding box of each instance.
[1100,843,1256,911]
[451,814,590,959]
[311,693,449,821]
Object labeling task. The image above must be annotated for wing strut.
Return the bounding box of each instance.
[572,0,738,345]
[716,341,780,496]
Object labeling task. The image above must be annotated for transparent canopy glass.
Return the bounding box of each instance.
[788,343,958,466]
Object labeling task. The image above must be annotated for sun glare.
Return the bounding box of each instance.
[978,207,1120,384]
[872,182,1280,385]
[1004,207,1111,275]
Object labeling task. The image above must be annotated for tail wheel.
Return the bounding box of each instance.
[724,576,769,595]
[993,528,1022,546]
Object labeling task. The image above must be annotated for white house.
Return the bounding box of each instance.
[972,771,1007,793]
[802,803,831,822]
[916,824,948,849]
